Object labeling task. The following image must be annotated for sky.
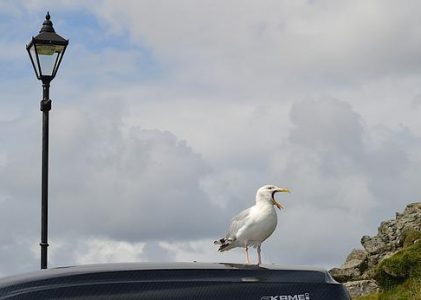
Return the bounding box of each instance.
[1,0,421,277]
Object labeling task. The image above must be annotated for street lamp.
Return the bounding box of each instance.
[26,12,68,270]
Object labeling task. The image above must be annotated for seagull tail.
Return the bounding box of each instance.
[214,238,234,252]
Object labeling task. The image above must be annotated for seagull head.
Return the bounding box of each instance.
[256,185,290,209]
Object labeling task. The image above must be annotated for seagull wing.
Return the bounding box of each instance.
[227,207,252,240]
[215,207,253,251]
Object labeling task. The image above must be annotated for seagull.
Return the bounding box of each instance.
[214,185,290,265]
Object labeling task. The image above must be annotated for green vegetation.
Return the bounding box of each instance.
[403,228,421,248]
[354,236,421,300]
[376,241,421,288]
[353,294,381,300]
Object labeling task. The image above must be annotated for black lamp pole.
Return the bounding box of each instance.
[40,81,51,270]
[27,12,68,269]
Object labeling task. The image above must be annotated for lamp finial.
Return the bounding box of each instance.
[40,11,55,33]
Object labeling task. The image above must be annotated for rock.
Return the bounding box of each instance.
[381,264,407,279]
[330,202,421,297]
[344,280,379,298]
[361,235,386,255]
[330,267,361,283]
[397,203,421,233]
[329,249,368,282]
[360,203,421,258]
[403,202,421,215]
[342,249,368,270]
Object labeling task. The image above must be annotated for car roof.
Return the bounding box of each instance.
[0,263,350,300]
[0,262,333,288]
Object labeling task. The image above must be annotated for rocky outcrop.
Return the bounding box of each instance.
[330,202,421,298]
[330,249,368,282]
[344,280,379,297]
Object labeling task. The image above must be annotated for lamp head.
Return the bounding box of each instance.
[26,12,69,83]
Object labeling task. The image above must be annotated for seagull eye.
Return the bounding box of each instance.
[268,186,274,190]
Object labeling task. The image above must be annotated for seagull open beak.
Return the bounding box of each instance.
[272,187,290,210]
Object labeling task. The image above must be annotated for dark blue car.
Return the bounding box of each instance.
[0,262,350,299]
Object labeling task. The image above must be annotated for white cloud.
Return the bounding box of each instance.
[74,238,146,265]
[41,105,225,241]
[159,239,244,264]
[93,0,421,87]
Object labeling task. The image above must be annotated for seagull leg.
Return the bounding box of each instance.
[244,242,250,264]
[257,244,262,266]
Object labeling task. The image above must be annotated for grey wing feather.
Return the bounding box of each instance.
[214,207,253,252]
[226,207,252,239]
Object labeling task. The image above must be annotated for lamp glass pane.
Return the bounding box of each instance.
[28,44,40,78]
[35,44,65,76]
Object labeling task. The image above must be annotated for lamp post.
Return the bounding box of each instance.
[26,12,68,270]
